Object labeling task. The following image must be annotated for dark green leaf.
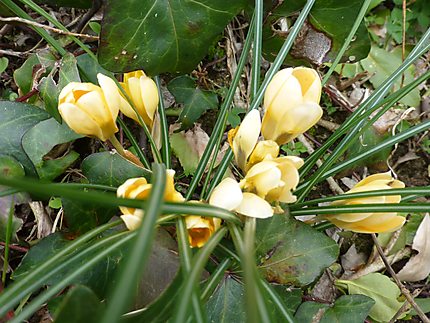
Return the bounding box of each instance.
[270,286,303,317]
[168,76,218,130]
[294,301,330,322]
[62,198,117,234]
[206,275,246,323]
[13,232,129,297]
[38,76,61,122]
[0,57,8,74]
[77,54,114,84]
[13,50,56,96]
[98,0,247,74]
[58,53,81,90]
[81,152,151,187]
[53,285,103,323]
[255,213,339,286]
[0,101,50,176]
[21,118,82,180]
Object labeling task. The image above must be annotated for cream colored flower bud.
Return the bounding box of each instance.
[262,67,323,145]
[120,70,159,127]
[325,172,406,233]
[117,169,184,230]
[185,214,221,248]
[242,156,304,203]
[58,74,121,141]
[246,140,279,171]
[209,177,273,219]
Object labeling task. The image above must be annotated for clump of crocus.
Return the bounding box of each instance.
[262,67,323,145]
[117,170,183,230]
[119,70,159,128]
[58,73,126,141]
[324,172,406,233]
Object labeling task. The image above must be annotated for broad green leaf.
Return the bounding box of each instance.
[13,232,129,297]
[294,295,374,323]
[168,76,218,131]
[0,155,25,178]
[13,50,56,96]
[81,152,151,187]
[76,54,114,84]
[270,286,303,317]
[360,45,420,107]
[38,75,62,122]
[58,53,81,90]
[205,276,246,323]
[336,273,403,322]
[169,132,200,175]
[263,0,370,65]
[61,198,117,235]
[53,285,103,323]
[0,101,50,176]
[0,57,8,74]
[98,0,247,74]
[255,213,339,286]
[21,118,82,180]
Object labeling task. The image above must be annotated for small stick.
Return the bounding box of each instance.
[0,242,28,253]
[389,288,422,323]
[0,17,98,40]
[371,233,429,323]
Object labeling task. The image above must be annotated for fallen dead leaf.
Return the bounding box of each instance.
[397,214,430,282]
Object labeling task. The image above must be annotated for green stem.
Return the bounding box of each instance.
[2,198,14,285]
[251,0,263,99]
[155,76,171,168]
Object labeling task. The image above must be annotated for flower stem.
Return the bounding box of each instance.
[108,135,143,167]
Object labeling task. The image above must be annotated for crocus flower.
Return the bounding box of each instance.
[119,70,159,127]
[117,169,183,230]
[262,67,323,145]
[240,156,304,203]
[209,178,273,219]
[185,214,221,248]
[229,109,279,172]
[324,172,406,233]
[58,73,124,141]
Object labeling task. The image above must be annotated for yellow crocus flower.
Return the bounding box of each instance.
[120,70,159,127]
[58,73,124,141]
[116,169,184,230]
[185,214,221,248]
[262,67,323,145]
[324,172,406,233]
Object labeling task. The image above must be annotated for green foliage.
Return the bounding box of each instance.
[281,141,308,156]
[0,101,50,176]
[0,57,8,74]
[295,294,375,323]
[336,273,404,322]
[168,76,219,131]
[98,0,248,74]
[255,213,339,286]
[81,152,151,187]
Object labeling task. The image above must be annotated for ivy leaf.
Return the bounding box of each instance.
[255,213,339,286]
[336,273,403,322]
[168,76,218,131]
[98,0,247,74]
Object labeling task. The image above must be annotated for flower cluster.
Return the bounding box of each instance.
[58,70,159,142]
[209,67,322,219]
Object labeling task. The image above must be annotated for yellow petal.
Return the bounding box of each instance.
[354,172,394,188]
[209,177,243,211]
[165,169,184,202]
[291,67,321,103]
[185,215,213,248]
[121,209,144,231]
[124,70,146,83]
[274,101,323,144]
[233,109,261,171]
[244,161,282,197]
[246,140,279,171]
[235,192,273,218]
[59,102,105,140]
[140,76,159,124]
[329,214,405,233]
[127,76,145,119]
[97,73,121,120]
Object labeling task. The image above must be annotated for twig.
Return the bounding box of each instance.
[317,119,340,132]
[0,49,28,58]
[0,17,98,40]
[389,288,422,323]
[0,242,28,253]
[371,233,429,323]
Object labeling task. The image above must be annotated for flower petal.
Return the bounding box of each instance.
[235,193,273,218]
[209,177,243,211]
[140,76,159,124]
[291,67,321,103]
[121,209,144,231]
[329,214,406,233]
